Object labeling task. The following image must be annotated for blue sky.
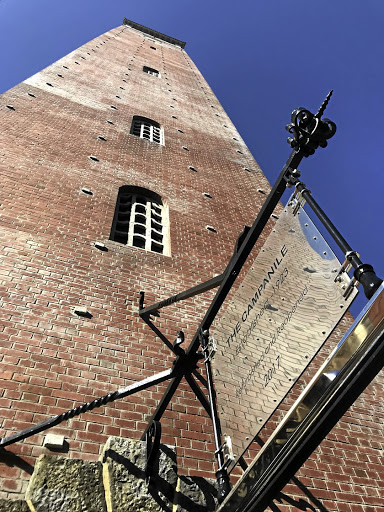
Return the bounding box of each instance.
[0,0,383,315]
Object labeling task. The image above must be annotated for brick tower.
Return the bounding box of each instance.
[1,19,384,512]
[0,18,271,500]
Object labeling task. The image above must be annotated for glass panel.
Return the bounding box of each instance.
[151,219,162,230]
[152,127,161,143]
[152,205,162,215]
[134,224,146,235]
[116,221,129,229]
[119,195,132,205]
[151,231,163,243]
[132,121,141,136]
[151,241,164,254]
[152,213,162,223]
[114,230,128,244]
[133,236,146,249]
[135,204,146,214]
[118,211,130,220]
[135,214,147,224]
[151,225,163,234]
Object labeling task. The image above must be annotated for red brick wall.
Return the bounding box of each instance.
[0,23,270,498]
[0,22,383,511]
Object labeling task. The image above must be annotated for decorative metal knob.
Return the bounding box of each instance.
[286,90,337,157]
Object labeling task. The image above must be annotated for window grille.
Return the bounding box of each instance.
[143,66,160,77]
[110,186,169,255]
[131,116,163,144]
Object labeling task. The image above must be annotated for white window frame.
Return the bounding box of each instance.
[110,187,170,256]
[131,117,164,145]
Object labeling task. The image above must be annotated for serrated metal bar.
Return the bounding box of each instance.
[0,368,174,448]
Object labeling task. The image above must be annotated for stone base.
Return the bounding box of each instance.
[174,476,218,512]
[25,455,107,512]
[1,438,219,512]
[101,437,178,512]
[0,500,30,512]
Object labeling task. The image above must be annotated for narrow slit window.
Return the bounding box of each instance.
[131,116,163,145]
[110,186,170,255]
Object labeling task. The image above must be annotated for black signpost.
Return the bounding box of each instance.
[1,92,382,509]
[140,91,382,501]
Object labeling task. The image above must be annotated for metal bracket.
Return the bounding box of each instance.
[343,276,360,300]
[334,251,361,299]
[290,182,310,216]
[145,420,162,484]
[334,251,360,281]
[204,336,217,362]
[216,435,235,471]
[173,331,185,355]
[288,176,382,299]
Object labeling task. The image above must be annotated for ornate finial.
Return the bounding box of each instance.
[286,91,336,157]
[315,90,333,118]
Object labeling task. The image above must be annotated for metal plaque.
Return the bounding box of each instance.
[218,283,384,512]
[211,195,357,459]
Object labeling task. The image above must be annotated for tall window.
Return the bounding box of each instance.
[143,66,160,77]
[110,186,169,255]
[131,116,163,144]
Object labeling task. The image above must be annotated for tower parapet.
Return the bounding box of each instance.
[123,18,186,48]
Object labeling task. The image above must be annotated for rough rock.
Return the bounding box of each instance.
[101,437,178,512]
[25,455,107,512]
[174,475,218,512]
[0,500,30,512]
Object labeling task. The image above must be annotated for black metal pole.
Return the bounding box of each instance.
[138,225,252,321]
[184,372,213,419]
[140,95,338,502]
[140,315,176,353]
[0,368,175,448]
[185,149,302,360]
[139,274,224,317]
[140,151,301,473]
[140,373,184,440]
[200,330,231,503]
[291,180,382,299]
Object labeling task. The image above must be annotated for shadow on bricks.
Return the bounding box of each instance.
[0,449,34,476]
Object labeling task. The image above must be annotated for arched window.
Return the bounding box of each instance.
[110,186,169,255]
[131,116,163,144]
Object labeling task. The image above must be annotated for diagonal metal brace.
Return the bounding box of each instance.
[0,368,174,448]
[138,225,252,321]
[140,313,175,353]
[139,274,224,318]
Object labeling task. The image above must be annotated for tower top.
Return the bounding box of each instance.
[123,18,186,48]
